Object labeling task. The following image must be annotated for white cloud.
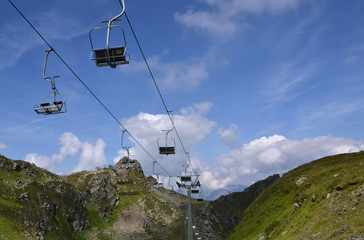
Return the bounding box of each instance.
[0,142,7,152]
[175,10,238,39]
[196,134,363,191]
[24,132,107,173]
[217,124,240,148]
[52,132,82,163]
[73,139,107,172]
[175,0,301,39]
[125,55,209,90]
[120,102,216,176]
[25,153,52,169]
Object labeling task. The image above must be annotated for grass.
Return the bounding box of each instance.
[227,151,364,240]
[0,216,27,240]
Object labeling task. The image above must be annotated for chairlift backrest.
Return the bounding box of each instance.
[180,176,192,182]
[159,146,175,155]
[157,137,176,155]
[89,0,129,68]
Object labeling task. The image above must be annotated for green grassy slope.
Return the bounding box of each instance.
[227,151,364,240]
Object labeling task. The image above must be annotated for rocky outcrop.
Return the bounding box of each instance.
[0,155,89,239]
[0,155,187,239]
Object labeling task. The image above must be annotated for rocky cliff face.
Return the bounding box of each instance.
[0,155,187,239]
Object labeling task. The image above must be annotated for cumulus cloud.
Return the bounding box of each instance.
[120,102,216,177]
[52,132,82,163]
[73,139,107,172]
[197,134,364,191]
[25,132,107,172]
[24,153,52,169]
[175,0,301,39]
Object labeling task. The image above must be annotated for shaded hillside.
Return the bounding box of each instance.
[192,174,280,240]
[0,155,188,239]
[227,151,364,240]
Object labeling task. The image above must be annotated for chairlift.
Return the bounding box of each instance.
[158,134,176,154]
[191,189,199,194]
[168,176,177,197]
[120,130,136,169]
[153,161,163,188]
[89,0,129,68]
[157,111,176,155]
[34,49,67,115]
[197,187,204,202]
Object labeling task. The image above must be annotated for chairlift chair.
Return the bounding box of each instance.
[152,161,163,188]
[89,0,129,68]
[153,175,163,188]
[34,49,67,115]
[168,176,177,197]
[197,187,204,202]
[157,112,176,155]
[120,130,136,169]
[157,134,176,155]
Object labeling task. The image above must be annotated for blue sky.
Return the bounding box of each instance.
[1,0,364,194]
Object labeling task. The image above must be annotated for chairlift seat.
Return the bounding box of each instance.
[153,183,163,189]
[197,198,204,202]
[34,101,64,114]
[192,189,199,194]
[121,162,136,169]
[159,147,175,155]
[180,176,192,182]
[127,162,136,168]
[92,46,129,68]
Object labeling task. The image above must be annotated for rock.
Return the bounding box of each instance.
[336,182,349,191]
[55,184,65,194]
[20,192,30,201]
[2,194,9,199]
[312,194,316,202]
[294,202,301,210]
[296,176,307,187]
